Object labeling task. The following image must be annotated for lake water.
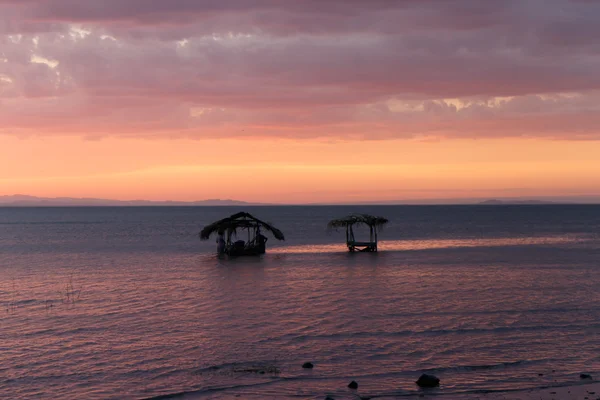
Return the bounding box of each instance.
[1,205,599,399]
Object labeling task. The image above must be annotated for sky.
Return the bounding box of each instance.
[1,0,600,203]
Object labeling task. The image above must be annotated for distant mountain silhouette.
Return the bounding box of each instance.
[478,199,558,205]
[0,195,262,207]
[308,196,600,205]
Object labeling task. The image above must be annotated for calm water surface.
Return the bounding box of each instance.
[1,205,599,399]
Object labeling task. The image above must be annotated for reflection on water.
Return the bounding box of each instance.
[271,235,589,254]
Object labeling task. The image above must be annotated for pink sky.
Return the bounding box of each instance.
[1,0,600,203]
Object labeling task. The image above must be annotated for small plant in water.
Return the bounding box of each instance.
[5,279,18,314]
[60,274,82,305]
[45,299,54,313]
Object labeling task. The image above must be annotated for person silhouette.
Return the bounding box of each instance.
[217,230,226,254]
[256,226,268,253]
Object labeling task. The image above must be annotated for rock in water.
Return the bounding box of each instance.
[580,373,593,379]
[325,396,335,400]
[302,362,314,369]
[416,373,440,387]
[348,380,358,389]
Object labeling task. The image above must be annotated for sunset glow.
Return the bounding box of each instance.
[1,1,600,203]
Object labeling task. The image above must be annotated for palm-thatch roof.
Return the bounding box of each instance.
[327,213,389,230]
[200,212,285,241]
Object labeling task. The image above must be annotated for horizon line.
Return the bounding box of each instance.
[2,194,600,206]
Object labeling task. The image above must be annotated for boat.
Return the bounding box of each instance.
[200,212,285,256]
[327,213,389,252]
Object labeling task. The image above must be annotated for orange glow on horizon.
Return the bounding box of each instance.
[1,135,599,203]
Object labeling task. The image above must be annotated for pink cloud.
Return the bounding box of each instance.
[1,0,600,139]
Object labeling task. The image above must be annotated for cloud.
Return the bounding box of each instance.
[1,0,600,139]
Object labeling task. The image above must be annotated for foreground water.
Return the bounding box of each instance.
[1,205,599,399]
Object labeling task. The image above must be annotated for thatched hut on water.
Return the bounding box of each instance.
[327,213,389,252]
[200,212,285,256]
